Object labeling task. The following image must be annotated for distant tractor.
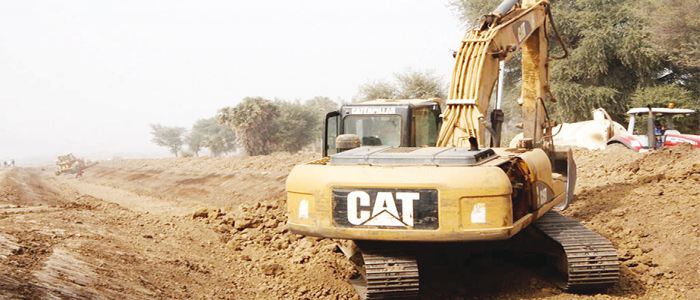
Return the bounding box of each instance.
[608,107,700,151]
[55,154,97,176]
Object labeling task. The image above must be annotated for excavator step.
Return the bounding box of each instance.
[351,247,420,299]
[534,211,620,291]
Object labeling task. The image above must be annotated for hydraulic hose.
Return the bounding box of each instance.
[437,28,491,148]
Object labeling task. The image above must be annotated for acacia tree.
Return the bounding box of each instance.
[357,81,398,101]
[190,118,237,156]
[185,129,204,157]
[304,96,340,148]
[395,71,446,99]
[150,124,186,157]
[356,70,445,102]
[218,97,279,156]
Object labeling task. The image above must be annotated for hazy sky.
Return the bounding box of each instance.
[0,1,464,161]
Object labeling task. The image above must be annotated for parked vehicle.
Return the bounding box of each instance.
[608,107,699,151]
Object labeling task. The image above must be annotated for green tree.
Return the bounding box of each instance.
[190,118,237,156]
[149,124,186,157]
[640,0,700,71]
[637,0,700,100]
[275,100,319,152]
[304,96,340,144]
[448,0,699,123]
[550,0,661,120]
[218,97,279,156]
[630,85,696,109]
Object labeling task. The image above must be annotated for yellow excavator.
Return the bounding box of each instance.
[55,153,97,176]
[286,0,619,298]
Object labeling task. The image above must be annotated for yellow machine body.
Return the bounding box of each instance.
[287,148,566,242]
[287,0,571,244]
[285,0,574,247]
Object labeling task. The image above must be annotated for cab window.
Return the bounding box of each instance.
[343,115,401,147]
[324,111,340,156]
[413,107,438,147]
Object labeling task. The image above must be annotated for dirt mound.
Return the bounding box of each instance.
[0,168,64,206]
[191,200,355,299]
[568,144,700,299]
[84,152,319,210]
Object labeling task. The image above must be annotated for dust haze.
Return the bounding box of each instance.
[0,0,462,163]
[1,1,699,299]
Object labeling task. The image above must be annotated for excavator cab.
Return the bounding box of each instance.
[322,99,442,156]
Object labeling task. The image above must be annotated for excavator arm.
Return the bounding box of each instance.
[437,0,560,151]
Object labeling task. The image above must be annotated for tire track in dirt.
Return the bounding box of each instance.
[60,178,194,216]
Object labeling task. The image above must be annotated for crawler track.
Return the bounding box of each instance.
[534,211,620,291]
[352,247,420,299]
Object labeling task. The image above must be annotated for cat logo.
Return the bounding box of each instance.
[346,191,418,227]
[333,188,439,229]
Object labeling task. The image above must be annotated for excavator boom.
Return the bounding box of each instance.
[438,0,555,150]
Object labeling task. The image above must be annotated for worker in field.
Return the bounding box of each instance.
[654,120,666,148]
[654,120,664,135]
[75,160,85,178]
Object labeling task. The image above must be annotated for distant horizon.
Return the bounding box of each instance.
[0,1,464,160]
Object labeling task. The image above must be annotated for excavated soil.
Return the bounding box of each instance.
[565,144,700,299]
[0,146,698,299]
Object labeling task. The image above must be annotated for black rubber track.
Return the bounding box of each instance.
[352,248,420,299]
[534,211,620,291]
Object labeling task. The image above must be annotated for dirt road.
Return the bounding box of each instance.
[1,147,698,299]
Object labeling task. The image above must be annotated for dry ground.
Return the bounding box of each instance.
[0,146,698,299]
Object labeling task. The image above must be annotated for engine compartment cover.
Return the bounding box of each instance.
[330,146,496,166]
